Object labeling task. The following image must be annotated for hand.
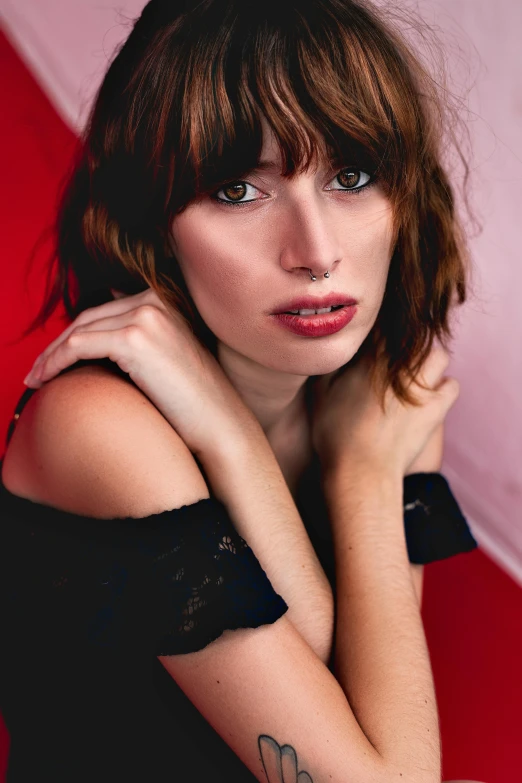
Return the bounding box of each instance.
[404,421,444,475]
[310,346,459,479]
[22,288,258,458]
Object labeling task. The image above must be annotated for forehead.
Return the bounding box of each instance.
[258,114,329,170]
[259,118,280,163]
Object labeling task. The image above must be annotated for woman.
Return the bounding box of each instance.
[0,1,481,781]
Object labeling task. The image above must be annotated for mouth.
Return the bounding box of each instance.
[272,294,358,315]
[271,303,357,336]
[281,304,346,316]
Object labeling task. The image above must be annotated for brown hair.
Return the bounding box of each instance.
[23,0,477,408]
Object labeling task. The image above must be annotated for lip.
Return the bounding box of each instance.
[271,292,358,314]
[272,305,357,337]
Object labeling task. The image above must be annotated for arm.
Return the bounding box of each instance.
[5,367,430,783]
[197,417,446,658]
[195,419,334,668]
[5,364,333,666]
[197,429,442,782]
[323,466,441,778]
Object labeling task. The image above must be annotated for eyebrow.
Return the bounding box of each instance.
[255,160,281,171]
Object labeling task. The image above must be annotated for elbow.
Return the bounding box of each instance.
[288,585,335,666]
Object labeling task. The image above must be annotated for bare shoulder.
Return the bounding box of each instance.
[1,365,209,518]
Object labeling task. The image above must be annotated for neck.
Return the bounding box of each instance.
[216,341,312,441]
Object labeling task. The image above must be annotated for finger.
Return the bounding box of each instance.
[423,346,451,382]
[410,347,451,392]
[25,312,141,387]
[26,289,164,377]
[436,375,460,410]
[110,288,127,299]
[28,298,138,372]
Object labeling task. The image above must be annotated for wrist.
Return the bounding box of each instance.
[193,406,265,462]
[194,414,276,496]
[322,461,405,540]
[322,457,403,499]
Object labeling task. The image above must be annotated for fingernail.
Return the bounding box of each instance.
[23,375,42,388]
[23,365,43,387]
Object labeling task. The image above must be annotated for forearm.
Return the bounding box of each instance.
[411,563,425,608]
[195,421,334,667]
[323,465,440,779]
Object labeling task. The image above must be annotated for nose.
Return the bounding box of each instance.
[278,196,342,278]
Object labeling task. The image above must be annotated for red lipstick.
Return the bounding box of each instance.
[271,304,357,337]
[272,292,358,315]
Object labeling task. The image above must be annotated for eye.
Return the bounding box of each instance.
[326,167,373,193]
[212,181,264,206]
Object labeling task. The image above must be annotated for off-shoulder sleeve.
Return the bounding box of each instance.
[0,493,288,657]
[403,472,478,564]
[139,497,290,655]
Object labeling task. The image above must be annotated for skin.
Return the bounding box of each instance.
[169,118,395,451]
[13,114,472,780]
[18,115,440,612]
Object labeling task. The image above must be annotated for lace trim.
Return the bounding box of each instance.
[0,496,289,655]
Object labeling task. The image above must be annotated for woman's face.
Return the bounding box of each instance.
[169,122,395,433]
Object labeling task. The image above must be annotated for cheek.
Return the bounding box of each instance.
[170,197,395,334]
[348,205,394,284]
[170,212,256,322]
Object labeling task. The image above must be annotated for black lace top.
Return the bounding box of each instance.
[0,363,478,782]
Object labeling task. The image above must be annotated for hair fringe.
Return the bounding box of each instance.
[20,0,480,410]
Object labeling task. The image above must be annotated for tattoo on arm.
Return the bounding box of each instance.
[258,734,314,782]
